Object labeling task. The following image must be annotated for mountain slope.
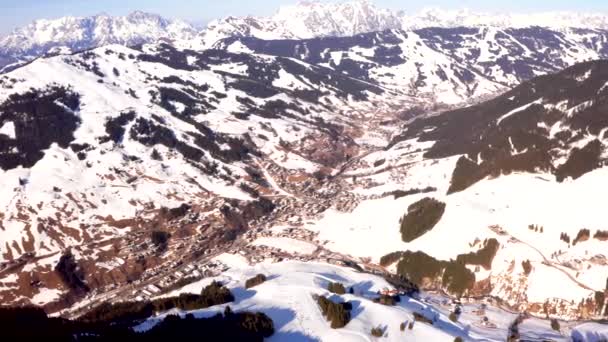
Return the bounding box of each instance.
[198,0,402,47]
[217,27,608,104]
[300,60,608,319]
[0,40,397,309]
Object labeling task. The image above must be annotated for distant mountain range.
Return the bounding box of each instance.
[0,11,197,69]
[3,0,608,70]
[197,1,608,48]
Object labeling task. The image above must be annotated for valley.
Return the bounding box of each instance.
[1,0,608,340]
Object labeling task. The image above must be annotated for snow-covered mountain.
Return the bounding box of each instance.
[197,0,402,47]
[219,26,608,104]
[196,0,608,49]
[134,260,608,341]
[0,11,197,69]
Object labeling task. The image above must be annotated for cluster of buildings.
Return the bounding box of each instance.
[132,260,229,300]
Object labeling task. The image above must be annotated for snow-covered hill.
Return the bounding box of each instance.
[136,260,607,341]
[0,11,197,69]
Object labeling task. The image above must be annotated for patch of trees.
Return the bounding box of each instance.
[371,325,384,337]
[244,166,270,187]
[79,301,155,325]
[315,295,351,329]
[161,76,209,92]
[594,230,608,241]
[82,281,234,324]
[240,197,276,222]
[0,85,81,170]
[150,148,162,160]
[447,156,487,194]
[373,159,385,167]
[144,102,256,164]
[128,117,220,175]
[151,230,170,251]
[522,260,532,276]
[327,282,346,295]
[455,238,500,270]
[400,197,446,242]
[560,232,571,244]
[380,251,404,267]
[508,313,528,341]
[413,312,433,325]
[382,273,419,296]
[155,86,213,118]
[442,262,475,296]
[141,310,274,342]
[374,294,399,306]
[221,36,382,99]
[55,250,89,294]
[100,110,136,144]
[245,274,267,289]
[396,251,445,287]
[382,186,437,200]
[573,228,591,245]
[395,250,476,297]
[138,44,200,71]
[0,306,75,340]
[229,79,279,99]
[556,140,603,182]
[239,182,260,198]
[68,53,105,77]
[550,318,560,331]
[160,203,191,221]
[595,291,605,315]
[0,303,273,341]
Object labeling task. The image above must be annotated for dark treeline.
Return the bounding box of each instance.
[1,281,274,341]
